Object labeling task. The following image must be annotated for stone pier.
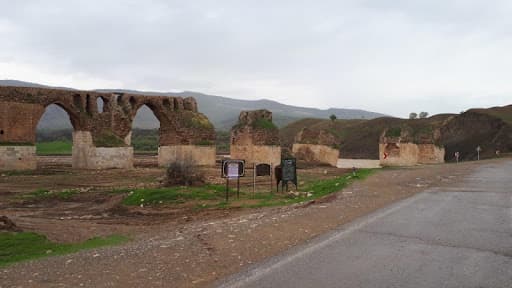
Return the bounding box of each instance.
[379,126,445,167]
[0,146,37,171]
[230,110,281,167]
[158,145,216,167]
[72,131,133,169]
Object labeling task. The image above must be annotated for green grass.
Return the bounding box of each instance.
[122,184,228,205]
[122,169,376,209]
[0,142,34,146]
[24,189,79,200]
[93,131,126,147]
[36,141,72,155]
[0,232,128,267]
[1,170,39,176]
[252,118,278,130]
[242,168,375,208]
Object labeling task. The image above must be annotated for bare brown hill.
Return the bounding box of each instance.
[468,104,512,125]
[441,111,512,160]
[280,106,512,161]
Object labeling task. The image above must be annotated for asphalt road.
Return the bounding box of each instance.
[217,160,512,288]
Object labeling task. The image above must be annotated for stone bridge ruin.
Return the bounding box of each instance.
[0,86,216,170]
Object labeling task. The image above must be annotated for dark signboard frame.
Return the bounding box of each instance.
[221,160,245,178]
[281,158,298,190]
[221,159,245,201]
[255,163,271,177]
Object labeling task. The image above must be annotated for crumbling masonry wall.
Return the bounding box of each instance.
[292,144,339,166]
[292,128,340,166]
[0,86,216,170]
[230,110,281,167]
[379,128,445,166]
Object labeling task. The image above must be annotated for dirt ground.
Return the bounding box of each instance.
[0,157,503,287]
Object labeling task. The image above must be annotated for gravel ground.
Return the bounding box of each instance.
[0,159,499,288]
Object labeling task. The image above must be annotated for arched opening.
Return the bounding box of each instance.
[131,104,160,167]
[97,97,105,113]
[36,104,75,167]
[96,96,110,114]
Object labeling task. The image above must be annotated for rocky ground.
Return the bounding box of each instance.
[0,157,501,287]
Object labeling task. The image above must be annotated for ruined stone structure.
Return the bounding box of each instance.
[230,110,281,167]
[0,86,216,170]
[292,128,340,166]
[379,127,445,166]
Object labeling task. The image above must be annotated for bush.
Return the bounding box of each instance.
[165,158,205,186]
[252,118,277,130]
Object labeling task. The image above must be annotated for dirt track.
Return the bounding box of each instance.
[0,158,503,287]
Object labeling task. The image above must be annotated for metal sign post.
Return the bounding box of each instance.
[254,163,272,194]
[270,162,273,194]
[225,177,229,202]
[221,160,245,202]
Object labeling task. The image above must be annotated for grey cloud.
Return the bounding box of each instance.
[0,0,511,117]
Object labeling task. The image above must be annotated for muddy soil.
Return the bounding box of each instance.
[0,157,501,287]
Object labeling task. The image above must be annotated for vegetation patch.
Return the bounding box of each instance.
[122,169,375,209]
[0,142,34,146]
[131,128,159,153]
[184,113,214,130]
[122,185,227,206]
[36,141,72,155]
[0,232,128,267]
[94,131,126,147]
[23,189,79,201]
[252,118,278,130]
[194,140,214,146]
[215,130,231,153]
[385,127,402,138]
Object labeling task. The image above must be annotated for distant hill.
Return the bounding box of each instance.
[0,80,386,131]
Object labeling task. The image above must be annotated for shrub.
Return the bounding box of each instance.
[385,127,402,138]
[252,118,277,130]
[165,157,205,186]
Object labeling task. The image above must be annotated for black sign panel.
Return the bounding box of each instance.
[281,158,297,186]
[255,163,271,176]
[222,160,245,178]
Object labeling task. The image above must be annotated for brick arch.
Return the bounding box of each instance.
[130,100,168,125]
[95,95,110,114]
[38,101,81,131]
[0,86,217,170]
[129,99,178,147]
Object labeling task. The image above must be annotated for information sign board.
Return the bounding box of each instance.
[222,160,245,178]
[255,163,271,177]
[281,158,297,187]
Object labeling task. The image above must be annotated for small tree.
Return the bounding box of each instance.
[409,112,418,119]
[329,114,337,122]
[419,112,429,119]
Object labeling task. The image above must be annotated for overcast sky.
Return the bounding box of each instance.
[1,1,511,117]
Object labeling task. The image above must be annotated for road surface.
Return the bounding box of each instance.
[217,160,512,288]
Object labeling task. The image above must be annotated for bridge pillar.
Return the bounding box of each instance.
[0,146,37,171]
[72,131,133,169]
[158,145,216,167]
